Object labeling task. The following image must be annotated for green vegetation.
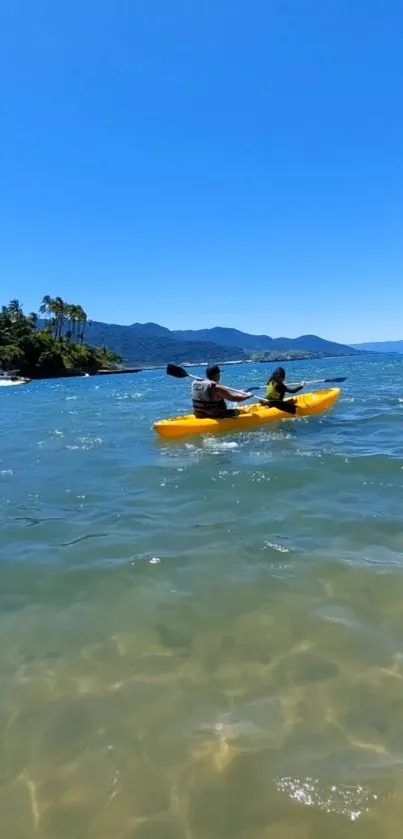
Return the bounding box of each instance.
[250,350,327,362]
[0,298,121,378]
[39,295,89,343]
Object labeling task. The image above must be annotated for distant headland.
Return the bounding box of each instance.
[0,298,119,379]
[1,298,367,380]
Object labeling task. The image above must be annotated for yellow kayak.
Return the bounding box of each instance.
[154,387,341,439]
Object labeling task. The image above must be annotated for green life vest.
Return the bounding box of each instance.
[266,380,281,400]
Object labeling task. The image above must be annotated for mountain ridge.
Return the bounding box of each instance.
[37,320,246,365]
[36,319,363,365]
[169,325,360,357]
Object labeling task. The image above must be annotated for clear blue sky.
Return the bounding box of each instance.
[1,0,402,343]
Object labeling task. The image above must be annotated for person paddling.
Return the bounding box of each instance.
[192,365,253,419]
[265,366,305,416]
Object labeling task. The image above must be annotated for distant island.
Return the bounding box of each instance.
[351,340,403,354]
[0,298,120,379]
[1,299,367,380]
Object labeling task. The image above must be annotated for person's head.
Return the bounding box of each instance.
[271,366,285,382]
[206,364,220,383]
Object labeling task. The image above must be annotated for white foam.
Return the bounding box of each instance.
[203,439,238,451]
[263,541,290,553]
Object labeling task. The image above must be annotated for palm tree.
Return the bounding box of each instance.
[53,297,67,339]
[65,304,74,342]
[39,295,53,319]
[64,304,80,343]
[72,305,82,342]
[76,306,88,344]
[37,296,89,343]
[39,295,56,336]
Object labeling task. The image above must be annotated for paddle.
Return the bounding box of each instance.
[247,376,346,391]
[166,363,202,381]
[294,377,346,385]
[166,364,268,403]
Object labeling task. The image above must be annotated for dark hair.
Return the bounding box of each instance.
[271,366,285,382]
[206,364,220,379]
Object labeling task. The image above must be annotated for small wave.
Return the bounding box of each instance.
[0,469,13,476]
[250,470,271,483]
[263,541,290,553]
[296,449,322,458]
[61,532,107,547]
[131,554,163,566]
[203,439,238,452]
[77,436,103,449]
[116,392,143,400]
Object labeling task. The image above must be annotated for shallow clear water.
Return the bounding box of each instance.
[1,356,403,838]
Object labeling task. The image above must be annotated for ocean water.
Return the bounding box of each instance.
[1,355,403,839]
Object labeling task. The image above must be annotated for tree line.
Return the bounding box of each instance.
[0,298,120,378]
[39,296,89,344]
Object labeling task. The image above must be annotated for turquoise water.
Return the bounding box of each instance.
[1,356,403,838]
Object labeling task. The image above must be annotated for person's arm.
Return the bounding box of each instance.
[284,381,305,395]
[215,384,253,403]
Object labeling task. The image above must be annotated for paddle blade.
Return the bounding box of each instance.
[324,377,346,383]
[166,363,189,379]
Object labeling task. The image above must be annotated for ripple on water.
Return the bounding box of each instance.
[1,360,403,837]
